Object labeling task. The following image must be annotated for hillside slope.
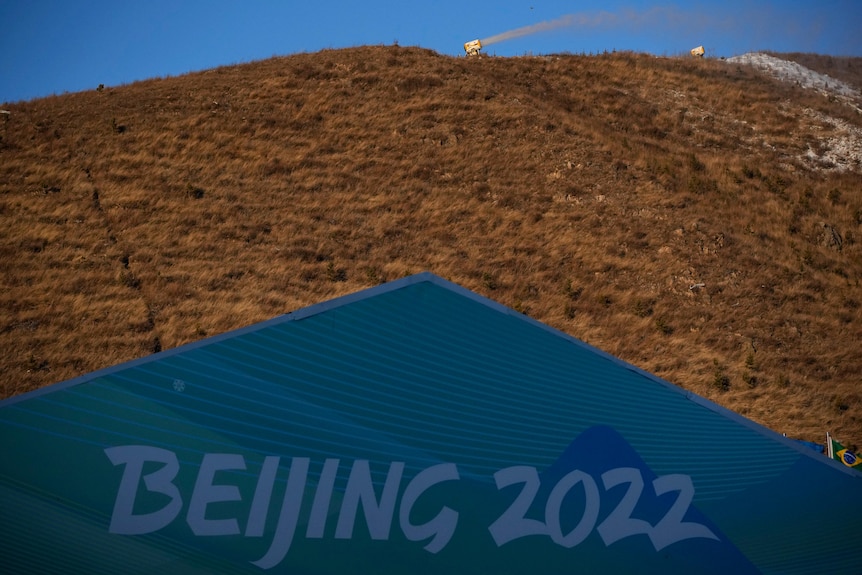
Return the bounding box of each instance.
[2,46,861,448]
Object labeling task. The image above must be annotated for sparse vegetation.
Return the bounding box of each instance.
[1,46,861,447]
[654,316,673,335]
[632,298,654,318]
[712,361,732,392]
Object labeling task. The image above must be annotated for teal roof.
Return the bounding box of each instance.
[1,272,860,574]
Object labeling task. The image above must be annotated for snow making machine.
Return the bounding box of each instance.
[464,39,482,56]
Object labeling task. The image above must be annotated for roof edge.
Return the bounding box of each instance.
[1,271,854,475]
[0,272,440,407]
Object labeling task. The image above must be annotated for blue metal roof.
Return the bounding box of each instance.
[1,272,860,574]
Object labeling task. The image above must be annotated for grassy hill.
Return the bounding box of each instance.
[2,45,861,449]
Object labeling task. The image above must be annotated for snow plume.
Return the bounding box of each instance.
[479,8,702,47]
[477,7,856,56]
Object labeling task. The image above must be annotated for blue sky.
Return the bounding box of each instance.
[2,0,860,104]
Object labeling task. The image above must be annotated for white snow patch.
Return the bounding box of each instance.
[726,52,860,101]
[801,109,862,173]
[726,52,862,173]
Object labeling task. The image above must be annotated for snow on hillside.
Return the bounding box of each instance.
[800,109,862,173]
[726,52,862,173]
[726,52,860,100]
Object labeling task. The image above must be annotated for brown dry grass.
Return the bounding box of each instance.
[2,46,861,449]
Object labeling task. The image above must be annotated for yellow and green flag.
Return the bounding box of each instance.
[828,434,862,469]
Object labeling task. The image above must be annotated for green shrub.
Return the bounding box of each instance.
[712,361,731,392]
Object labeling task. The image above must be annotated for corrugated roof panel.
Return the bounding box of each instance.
[1,272,859,574]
